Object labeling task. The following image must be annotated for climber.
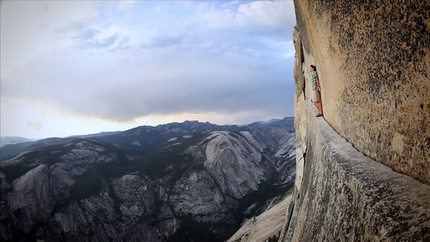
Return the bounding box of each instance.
[310,65,323,117]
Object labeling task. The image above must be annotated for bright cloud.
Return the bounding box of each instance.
[118,0,137,10]
[1,0,296,139]
[27,121,42,131]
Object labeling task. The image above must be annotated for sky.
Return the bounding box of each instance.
[1,0,297,140]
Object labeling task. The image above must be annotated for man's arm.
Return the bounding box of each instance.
[316,76,321,91]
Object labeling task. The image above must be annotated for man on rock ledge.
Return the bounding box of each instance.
[310,65,323,117]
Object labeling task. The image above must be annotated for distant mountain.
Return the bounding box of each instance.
[0,131,120,161]
[0,118,296,242]
[69,131,121,139]
[0,137,36,147]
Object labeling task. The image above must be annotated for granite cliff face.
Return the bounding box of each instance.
[294,0,430,184]
[279,1,430,241]
[0,119,296,241]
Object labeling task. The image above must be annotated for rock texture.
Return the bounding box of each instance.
[0,119,296,241]
[282,102,430,241]
[294,0,430,184]
[227,195,291,242]
[281,1,430,241]
[203,131,269,199]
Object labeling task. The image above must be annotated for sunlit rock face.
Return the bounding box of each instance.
[280,1,430,241]
[294,0,430,185]
[203,131,269,199]
[0,119,296,241]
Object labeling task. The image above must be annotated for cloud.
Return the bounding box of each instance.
[196,0,295,34]
[237,0,292,28]
[73,28,101,40]
[1,0,297,138]
[141,35,184,49]
[74,30,120,49]
[0,1,98,67]
[27,121,42,130]
[118,0,137,10]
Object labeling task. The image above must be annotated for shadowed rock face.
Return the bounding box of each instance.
[0,119,296,242]
[294,0,430,184]
[8,165,51,233]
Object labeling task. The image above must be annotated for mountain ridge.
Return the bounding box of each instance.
[1,118,293,161]
[0,137,37,147]
[0,117,295,241]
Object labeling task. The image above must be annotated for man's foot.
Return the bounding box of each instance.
[316,113,322,117]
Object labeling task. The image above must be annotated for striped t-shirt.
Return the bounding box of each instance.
[311,71,318,90]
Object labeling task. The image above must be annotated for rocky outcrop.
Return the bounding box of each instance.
[203,131,269,199]
[9,165,51,233]
[227,195,291,242]
[0,119,296,241]
[280,1,430,241]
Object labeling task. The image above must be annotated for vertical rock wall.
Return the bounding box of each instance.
[282,1,430,241]
[294,0,430,184]
[285,99,430,241]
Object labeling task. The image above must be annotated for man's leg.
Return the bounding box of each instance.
[315,101,323,116]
